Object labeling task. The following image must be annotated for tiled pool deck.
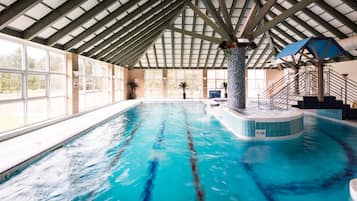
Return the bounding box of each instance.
[0,100,141,179]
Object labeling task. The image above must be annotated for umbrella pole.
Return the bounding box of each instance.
[317,63,324,102]
[293,65,300,95]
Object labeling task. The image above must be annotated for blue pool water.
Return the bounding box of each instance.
[0,102,357,201]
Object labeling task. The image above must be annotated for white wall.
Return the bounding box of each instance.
[330,60,357,82]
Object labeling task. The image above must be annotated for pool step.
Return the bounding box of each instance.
[293,96,357,120]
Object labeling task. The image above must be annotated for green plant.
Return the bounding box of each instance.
[179,81,188,99]
[128,81,139,99]
[223,82,228,98]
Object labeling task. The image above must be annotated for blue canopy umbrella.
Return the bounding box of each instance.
[275,37,347,102]
[276,37,346,62]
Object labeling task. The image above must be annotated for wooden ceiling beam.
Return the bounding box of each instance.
[0,0,42,30]
[24,0,87,40]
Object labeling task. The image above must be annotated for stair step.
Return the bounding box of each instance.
[303,96,318,102]
[348,108,357,119]
[343,104,351,109]
[324,96,337,103]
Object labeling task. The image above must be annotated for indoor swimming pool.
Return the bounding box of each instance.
[0,102,356,201]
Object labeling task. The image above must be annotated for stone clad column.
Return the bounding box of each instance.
[227,47,246,110]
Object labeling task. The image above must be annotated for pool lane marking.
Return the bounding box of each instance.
[141,120,166,201]
[183,108,205,201]
[241,162,275,201]
[110,119,145,167]
[265,129,357,195]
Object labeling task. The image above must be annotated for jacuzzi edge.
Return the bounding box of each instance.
[0,100,142,182]
[207,105,304,140]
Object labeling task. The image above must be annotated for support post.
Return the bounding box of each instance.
[287,73,290,110]
[270,83,274,110]
[305,69,309,96]
[109,64,115,103]
[163,69,168,98]
[227,46,246,110]
[342,73,348,104]
[317,63,324,102]
[67,53,79,114]
[293,65,300,95]
[123,68,129,100]
[203,69,208,99]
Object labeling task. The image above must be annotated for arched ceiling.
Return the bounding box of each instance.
[0,0,356,69]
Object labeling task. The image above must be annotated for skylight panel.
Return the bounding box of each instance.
[66,7,85,20]
[81,0,98,11]
[8,15,35,31]
[70,26,85,37]
[57,35,73,45]
[95,10,109,21]
[82,18,97,29]
[38,27,57,38]
[335,3,354,15]
[25,3,52,20]
[42,0,66,9]
[107,1,121,12]
[94,27,106,35]
[52,17,71,30]
[0,0,16,7]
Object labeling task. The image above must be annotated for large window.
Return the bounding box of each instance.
[0,72,22,100]
[114,65,124,101]
[247,70,266,98]
[0,38,22,69]
[167,70,203,98]
[79,57,110,111]
[27,46,46,71]
[144,69,163,98]
[207,69,227,98]
[0,36,67,133]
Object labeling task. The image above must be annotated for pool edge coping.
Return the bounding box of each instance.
[304,110,357,129]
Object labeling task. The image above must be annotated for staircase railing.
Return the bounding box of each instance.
[328,70,357,106]
[258,70,310,110]
[258,67,357,110]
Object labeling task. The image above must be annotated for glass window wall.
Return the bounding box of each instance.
[114,66,124,101]
[144,69,163,98]
[167,69,203,98]
[78,57,110,111]
[247,69,266,98]
[0,36,67,132]
[207,69,227,98]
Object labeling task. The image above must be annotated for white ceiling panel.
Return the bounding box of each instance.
[57,35,73,45]
[42,0,67,9]
[81,0,99,11]
[0,0,16,6]
[66,7,85,20]
[38,27,57,38]
[52,17,71,29]
[8,15,36,31]
[25,3,52,20]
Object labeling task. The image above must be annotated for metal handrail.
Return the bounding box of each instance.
[258,67,357,110]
